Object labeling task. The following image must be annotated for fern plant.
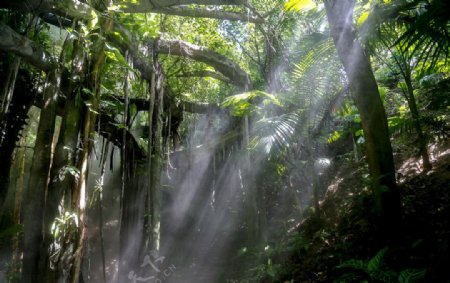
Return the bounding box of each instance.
[335,247,426,283]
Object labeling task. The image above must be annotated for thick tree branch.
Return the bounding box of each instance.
[120,0,246,12]
[104,27,155,82]
[177,70,232,84]
[3,0,253,88]
[130,6,261,23]
[0,23,56,71]
[111,23,252,88]
[0,23,226,117]
[0,0,95,20]
[1,0,257,22]
[154,38,252,88]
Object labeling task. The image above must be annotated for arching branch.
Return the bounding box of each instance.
[0,22,226,117]
[128,6,261,23]
[0,0,95,20]
[0,23,56,71]
[177,70,233,84]
[3,0,253,88]
[120,0,246,11]
[154,38,252,88]
[112,23,252,88]
[1,0,259,23]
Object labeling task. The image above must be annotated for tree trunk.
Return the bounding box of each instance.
[11,133,27,273]
[118,160,147,283]
[117,49,166,283]
[0,57,20,119]
[145,72,156,252]
[0,69,33,228]
[242,115,259,243]
[21,69,59,283]
[68,105,91,283]
[69,20,110,280]
[402,61,432,171]
[149,62,165,253]
[118,55,148,283]
[41,37,85,282]
[0,57,21,218]
[324,0,400,230]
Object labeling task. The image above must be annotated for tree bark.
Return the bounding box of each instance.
[0,63,31,224]
[120,0,245,13]
[21,69,59,283]
[2,0,253,88]
[155,38,252,89]
[402,61,432,171]
[0,0,246,14]
[147,6,262,23]
[0,21,237,117]
[150,62,165,253]
[111,23,251,88]
[69,16,113,282]
[145,71,156,252]
[40,37,85,282]
[0,23,55,71]
[0,57,21,118]
[324,0,400,228]
[178,70,233,85]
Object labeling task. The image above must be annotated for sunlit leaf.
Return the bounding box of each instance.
[327,130,341,143]
[284,0,317,12]
[89,10,98,29]
[222,91,282,116]
[357,11,370,27]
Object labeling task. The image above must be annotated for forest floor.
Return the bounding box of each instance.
[279,141,450,283]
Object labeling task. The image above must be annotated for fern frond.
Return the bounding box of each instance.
[367,247,388,272]
[293,39,335,79]
[398,268,426,283]
[252,113,300,154]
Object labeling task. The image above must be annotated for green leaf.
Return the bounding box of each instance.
[327,130,341,144]
[222,91,281,116]
[82,88,94,96]
[368,247,388,272]
[357,11,370,27]
[370,269,396,282]
[378,86,387,102]
[113,48,128,66]
[284,0,317,12]
[117,123,127,129]
[355,129,364,137]
[89,9,98,29]
[54,227,60,239]
[398,268,426,283]
[338,259,366,271]
[129,103,137,118]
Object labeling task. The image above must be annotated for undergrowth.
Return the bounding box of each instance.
[239,143,450,283]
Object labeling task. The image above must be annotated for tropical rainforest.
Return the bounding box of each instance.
[0,0,449,282]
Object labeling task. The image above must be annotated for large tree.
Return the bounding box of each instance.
[324,0,400,231]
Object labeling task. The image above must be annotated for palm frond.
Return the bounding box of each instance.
[364,0,450,69]
[251,113,300,154]
[293,39,335,79]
